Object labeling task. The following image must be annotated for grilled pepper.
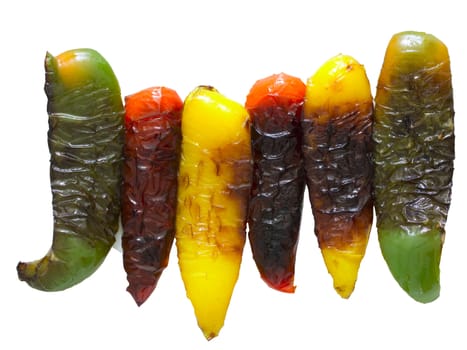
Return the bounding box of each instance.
[122,87,183,306]
[17,49,124,291]
[175,86,252,340]
[245,73,306,293]
[374,31,454,303]
[302,54,374,298]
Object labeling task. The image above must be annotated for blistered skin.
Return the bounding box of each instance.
[302,55,374,298]
[374,32,454,303]
[122,87,183,306]
[245,73,306,293]
[17,49,124,291]
[176,86,252,340]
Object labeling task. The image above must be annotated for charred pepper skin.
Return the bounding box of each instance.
[302,54,374,298]
[122,87,183,306]
[374,32,454,303]
[245,73,306,293]
[175,86,252,340]
[17,49,124,291]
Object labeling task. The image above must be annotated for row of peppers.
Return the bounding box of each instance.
[17,31,455,340]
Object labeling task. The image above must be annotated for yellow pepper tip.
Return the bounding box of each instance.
[182,86,250,150]
[321,247,365,299]
[305,54,372,119]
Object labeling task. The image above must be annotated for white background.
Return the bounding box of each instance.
[1,1,466,349]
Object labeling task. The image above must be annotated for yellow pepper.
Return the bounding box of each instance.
[175,86,252,340]
[302,54,374,298]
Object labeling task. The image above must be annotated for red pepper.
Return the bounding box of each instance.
[245,73,306,293]
[121,86,183,306]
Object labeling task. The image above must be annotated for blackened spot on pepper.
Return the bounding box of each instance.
[302,103,374,249]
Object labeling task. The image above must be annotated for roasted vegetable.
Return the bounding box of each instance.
[175,86,252,340]
[122,87,183,306]
[302,54,374,298]
[17,49,124,291]
[374,31,454,303]
[245,73,306,293]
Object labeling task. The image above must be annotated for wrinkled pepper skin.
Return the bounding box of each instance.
[245,73,306,293]
[302,54,374,298]
[17,49,124,291]
[175,86,252,340]
[122,87,183,306]
[374,32,454,303]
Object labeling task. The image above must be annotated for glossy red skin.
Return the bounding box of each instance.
[122,87,183,306]
[246,73,306,293]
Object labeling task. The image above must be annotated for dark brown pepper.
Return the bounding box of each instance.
[121,87,183,306]
[245,73,306,293]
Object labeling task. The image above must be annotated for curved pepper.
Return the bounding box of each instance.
[374,31,454,303]
[17,49,124,291]
[122,87,183,306]
[302,54,374,298]
[245,73,306,293]
[175,86,252,340]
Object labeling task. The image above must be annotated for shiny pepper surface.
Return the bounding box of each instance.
[17,49,124,291]
[302,54,374,298]
[374,31,455,303]
[175,86,252,340]
[122,87,183,306]
[245,73,306,293]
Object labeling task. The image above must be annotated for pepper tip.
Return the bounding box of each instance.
[379,228,442,303]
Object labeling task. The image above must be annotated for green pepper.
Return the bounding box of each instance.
[373,32,455,303]
[17,49,125,291]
